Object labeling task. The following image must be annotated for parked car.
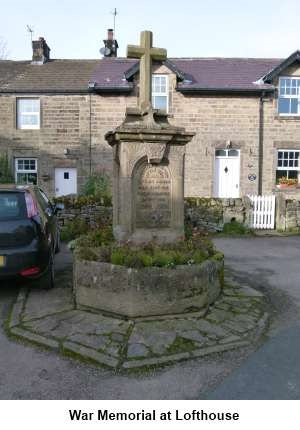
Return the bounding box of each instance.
[0,185,63,288]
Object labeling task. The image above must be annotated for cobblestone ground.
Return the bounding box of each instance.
[8,275,268,370]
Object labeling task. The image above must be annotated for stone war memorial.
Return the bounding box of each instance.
[8,31,269,370]
[105,30,194,244]
[75,30,223,318]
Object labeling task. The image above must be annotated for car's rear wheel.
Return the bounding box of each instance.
[40,253,54,289]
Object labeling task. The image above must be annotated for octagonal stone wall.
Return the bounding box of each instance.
[74,256,223,318]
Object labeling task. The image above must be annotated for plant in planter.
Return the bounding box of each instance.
[277,177,298,189]
[73,231,224,318]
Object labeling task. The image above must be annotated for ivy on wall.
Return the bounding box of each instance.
[0,152,14,183]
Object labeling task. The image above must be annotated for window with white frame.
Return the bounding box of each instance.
[17,98,40,129]
[276,150,300,183]
[15,158,38,185]
[152,75,168,112]
[278,77,300,115]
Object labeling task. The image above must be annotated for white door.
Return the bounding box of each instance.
[55,168,77,197]
[214,150,240,198]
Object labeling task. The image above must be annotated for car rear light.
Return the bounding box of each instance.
[25,192,38,218]
[20,266,41,277]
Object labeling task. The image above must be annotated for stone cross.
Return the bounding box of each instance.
[127,31,167,112]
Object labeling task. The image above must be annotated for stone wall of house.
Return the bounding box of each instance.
[0,94,93,196]
[262,64,300,194]
[83,65,263,199]
[2,63,300,199]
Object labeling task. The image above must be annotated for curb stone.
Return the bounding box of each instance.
[63,341,119,368]
[10,326,60,349]
[8,287,27,329]
[7,278,270,370]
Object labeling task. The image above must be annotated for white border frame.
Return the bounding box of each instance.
[16,98,40,129]
[277,148,300,171]
[152,74,169,113]
[278,76,300,117]
[15,157,38,184]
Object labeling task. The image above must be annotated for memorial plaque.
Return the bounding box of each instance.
[136,164,171,228]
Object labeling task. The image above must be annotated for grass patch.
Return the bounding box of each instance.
[167,336,196,354]
[222,220,251,235]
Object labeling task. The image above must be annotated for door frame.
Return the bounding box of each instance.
[213,149,241,198]
[54,167,78,197]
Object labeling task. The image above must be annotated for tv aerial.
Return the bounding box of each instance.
[26,25,34,41]
[100,46,111,56]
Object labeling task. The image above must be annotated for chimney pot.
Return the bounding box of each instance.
[107,29,114,40]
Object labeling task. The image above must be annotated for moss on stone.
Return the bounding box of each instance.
[167,336,196,354]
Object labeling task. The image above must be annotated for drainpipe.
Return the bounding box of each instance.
[89,93,92,175]
[258,91,266,195]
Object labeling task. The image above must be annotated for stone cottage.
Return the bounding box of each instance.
[1,30,300,199]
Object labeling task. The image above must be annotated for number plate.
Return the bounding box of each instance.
[0,256,5,267]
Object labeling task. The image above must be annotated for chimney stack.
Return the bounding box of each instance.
[32,37,50,64]
[101,29,118,57]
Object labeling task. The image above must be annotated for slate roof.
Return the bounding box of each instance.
[172,58,281,92]
[0,56,284,94]
[0,59,99,92]
[90,58,135,91]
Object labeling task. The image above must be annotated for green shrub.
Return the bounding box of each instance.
[0,152,14,184]
[152,250,175,267]
[75,235,222,268]
[222,220,250,235]
[72,225,114,247]
[139,253,153,267]
[60,218,90,242]
[82,173,112,205]
[211,251,224,261]
[184,223,193,240]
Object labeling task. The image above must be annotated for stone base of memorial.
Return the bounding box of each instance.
[73,255,223,318]
[105,109,195,245]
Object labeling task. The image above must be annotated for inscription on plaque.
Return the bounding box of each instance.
[135,164,171,228]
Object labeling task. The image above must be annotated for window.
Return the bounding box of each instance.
[0,193,27,220]
[152,75,168,112]
[278,77,300,115]
[215,149,239,157]
[17,98,40,129]
[15,158,38,185]
[276,150,300,183]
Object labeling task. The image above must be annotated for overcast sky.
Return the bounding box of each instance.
[1,0,300,60]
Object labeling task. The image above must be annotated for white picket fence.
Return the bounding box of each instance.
[248,195,276,229]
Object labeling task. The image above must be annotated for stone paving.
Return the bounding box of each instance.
[7,276,269,370]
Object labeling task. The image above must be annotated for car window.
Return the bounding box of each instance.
[0,192,27,220]
[36,188,52,212]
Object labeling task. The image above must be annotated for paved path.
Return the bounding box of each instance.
[0,243,263,400]
[206,236,300,399]
[1,237,300,399]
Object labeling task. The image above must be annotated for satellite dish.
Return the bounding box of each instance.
[100,47,111,56]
